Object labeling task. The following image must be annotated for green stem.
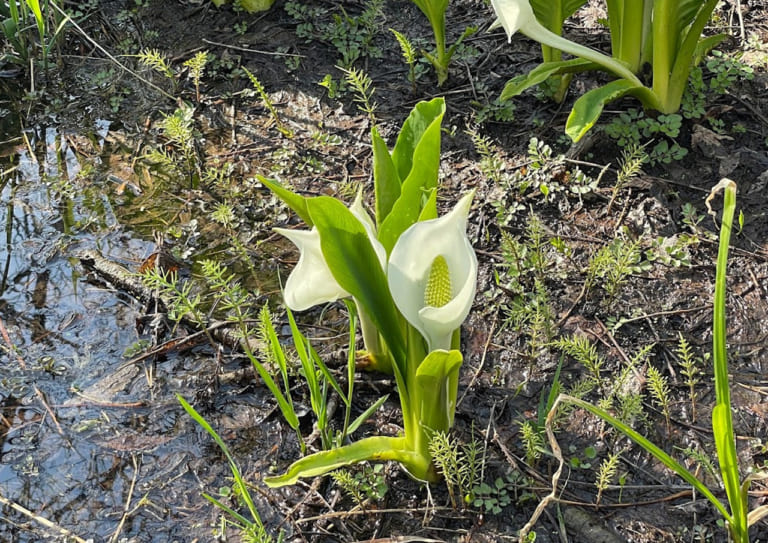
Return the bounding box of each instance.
[618,0,646,73]
[521,20,643,87]
[651,0,672,105]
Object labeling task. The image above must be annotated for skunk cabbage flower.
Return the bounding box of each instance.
[275,194,385,311]
[489,0,537,37]
[489,0,641,85]
[387,192,477,352]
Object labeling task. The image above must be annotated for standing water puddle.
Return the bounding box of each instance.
[0,122,284,541]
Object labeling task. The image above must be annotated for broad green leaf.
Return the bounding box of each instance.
[566,79,638,142]
[667,0,720,105]
[391,97,445,184]
[415,349,463,432]
[677,0,711,36]
[372,126,401,226]
[530,0,587,34]
[410,0,448,35]
[258,175,313,226]
[378,105,445,254]
[264,435,430,487]
[558,395,732,522]
[307,197,406,370]
[500,58,595,100]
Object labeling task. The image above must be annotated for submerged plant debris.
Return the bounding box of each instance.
[1,1,768,542]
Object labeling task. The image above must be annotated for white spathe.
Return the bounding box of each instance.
[275,194,386,312]
[387,192,477,352]
[490,0,537,40]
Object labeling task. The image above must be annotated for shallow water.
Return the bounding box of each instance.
[0,121,284,542]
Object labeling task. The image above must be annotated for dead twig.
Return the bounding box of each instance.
[109,454,141,543]
[0,492,88,543]
[33,385,63,435]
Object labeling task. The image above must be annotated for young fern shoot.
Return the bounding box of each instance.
[675,333,701,421]
[646,365,672,434]
[595,451,622,507]
[183,50,209,102]
[339,66,378,123]
[552,335,604,385]
[243,67,293,138]
[137,48,175,80]
[390,28,419,91]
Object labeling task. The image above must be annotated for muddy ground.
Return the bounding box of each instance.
[1,0,768,541]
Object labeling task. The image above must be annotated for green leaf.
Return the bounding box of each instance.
[378,102,445,254]
[264,435,430,487]
[255,311,300,431]
[178,395,266,527]
[372,126,401,226]
[500,58,596,100]
[530,0,588,34]
[708,179,748,539]
[307,197,406,370]
[665,0,720,111]
[566,79,638,142]
[415,349,463,432]
[347,394,389,435]
[258,175,313,226]
[391,97,445,184]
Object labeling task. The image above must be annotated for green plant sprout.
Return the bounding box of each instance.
[183,50,209,102]
[243,67,293,139]
[491,0,725,141]
[331,463,388,506]
[595,450,621,506]
[137,48,174,80]
[410,0,477,86]
[429,430,482,508]
[390,28,420,92]
[178,395,283,543]
[338,65,377,123]
[646,365,671,433]
[258,98,478,486]
[675,332,702,421]
[527,179,768,543]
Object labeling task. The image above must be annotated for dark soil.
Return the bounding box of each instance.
[1,1,768,542]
